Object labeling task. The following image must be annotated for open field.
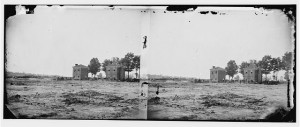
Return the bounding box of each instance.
[5,77,289,120]
[147,82,288,120]
[5,78,146,119]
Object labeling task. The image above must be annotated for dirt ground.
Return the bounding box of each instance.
[5,78,289,120]
[5,78,146,119]
[147,81,288,120]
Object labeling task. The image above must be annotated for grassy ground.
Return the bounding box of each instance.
[147,82,288,120]
[5,78,146,119]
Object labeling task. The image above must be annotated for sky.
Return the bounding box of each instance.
[141,7,294,79]
[6,6,294,78]
[6,6,144,77]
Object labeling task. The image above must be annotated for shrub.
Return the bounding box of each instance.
[263,81,279,85]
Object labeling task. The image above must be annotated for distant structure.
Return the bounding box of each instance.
[210,66,226,83]
[73,64,89,80]
[105,61,125,80]
[243,62,262,83]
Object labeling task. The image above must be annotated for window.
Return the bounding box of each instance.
[251,71,253,74]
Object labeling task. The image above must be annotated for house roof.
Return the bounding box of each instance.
[73,64,88,68]
[107,65,124,68]
[245,63,260,70]
[210,66,225,71]
[107,62,124,68]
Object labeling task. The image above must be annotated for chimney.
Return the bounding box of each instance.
[75,64,78,66]
[212,66,215,69]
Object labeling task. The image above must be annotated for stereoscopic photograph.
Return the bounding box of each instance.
[3,5,296,122]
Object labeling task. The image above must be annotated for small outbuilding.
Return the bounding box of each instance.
[210,66,226,83]
[73,64,89,80]
[105,62,125,81]
[243,63,262,84]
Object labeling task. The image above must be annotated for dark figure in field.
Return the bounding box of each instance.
[156,85,159,95]
[141,82,149,97]
[142,36,147,49]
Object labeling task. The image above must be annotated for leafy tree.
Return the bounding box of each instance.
[282,52,293,80]
[102,59,112,72]
[282,52,293,71]
[225,60,238,80]
[270,57,283,81]
[120,52,135,80]
[133,55,140,79]
[88,58,101,77]
[112,57,120,64]
[284,71,289,80]
[258,55,272,81]
[239,61,250,75]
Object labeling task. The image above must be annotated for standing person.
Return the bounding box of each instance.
[156,85,159,96]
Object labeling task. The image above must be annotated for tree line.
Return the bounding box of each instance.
[87,52,140,79]
[225,52,293,81]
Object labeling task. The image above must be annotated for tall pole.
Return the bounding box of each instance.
[287,79,290,108]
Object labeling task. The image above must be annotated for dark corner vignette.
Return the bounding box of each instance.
[4,5,37,119]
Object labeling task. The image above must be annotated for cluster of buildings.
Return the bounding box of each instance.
[72,61,125,80]
[210,62,262,83]
[72,60,262,84]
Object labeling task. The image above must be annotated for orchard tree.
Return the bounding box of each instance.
[258,55,272,81]
[120,52,135,80]
[88,58,101,77]
[225,60,238,80]
[102,59,113,72]
[133,55,140,79]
